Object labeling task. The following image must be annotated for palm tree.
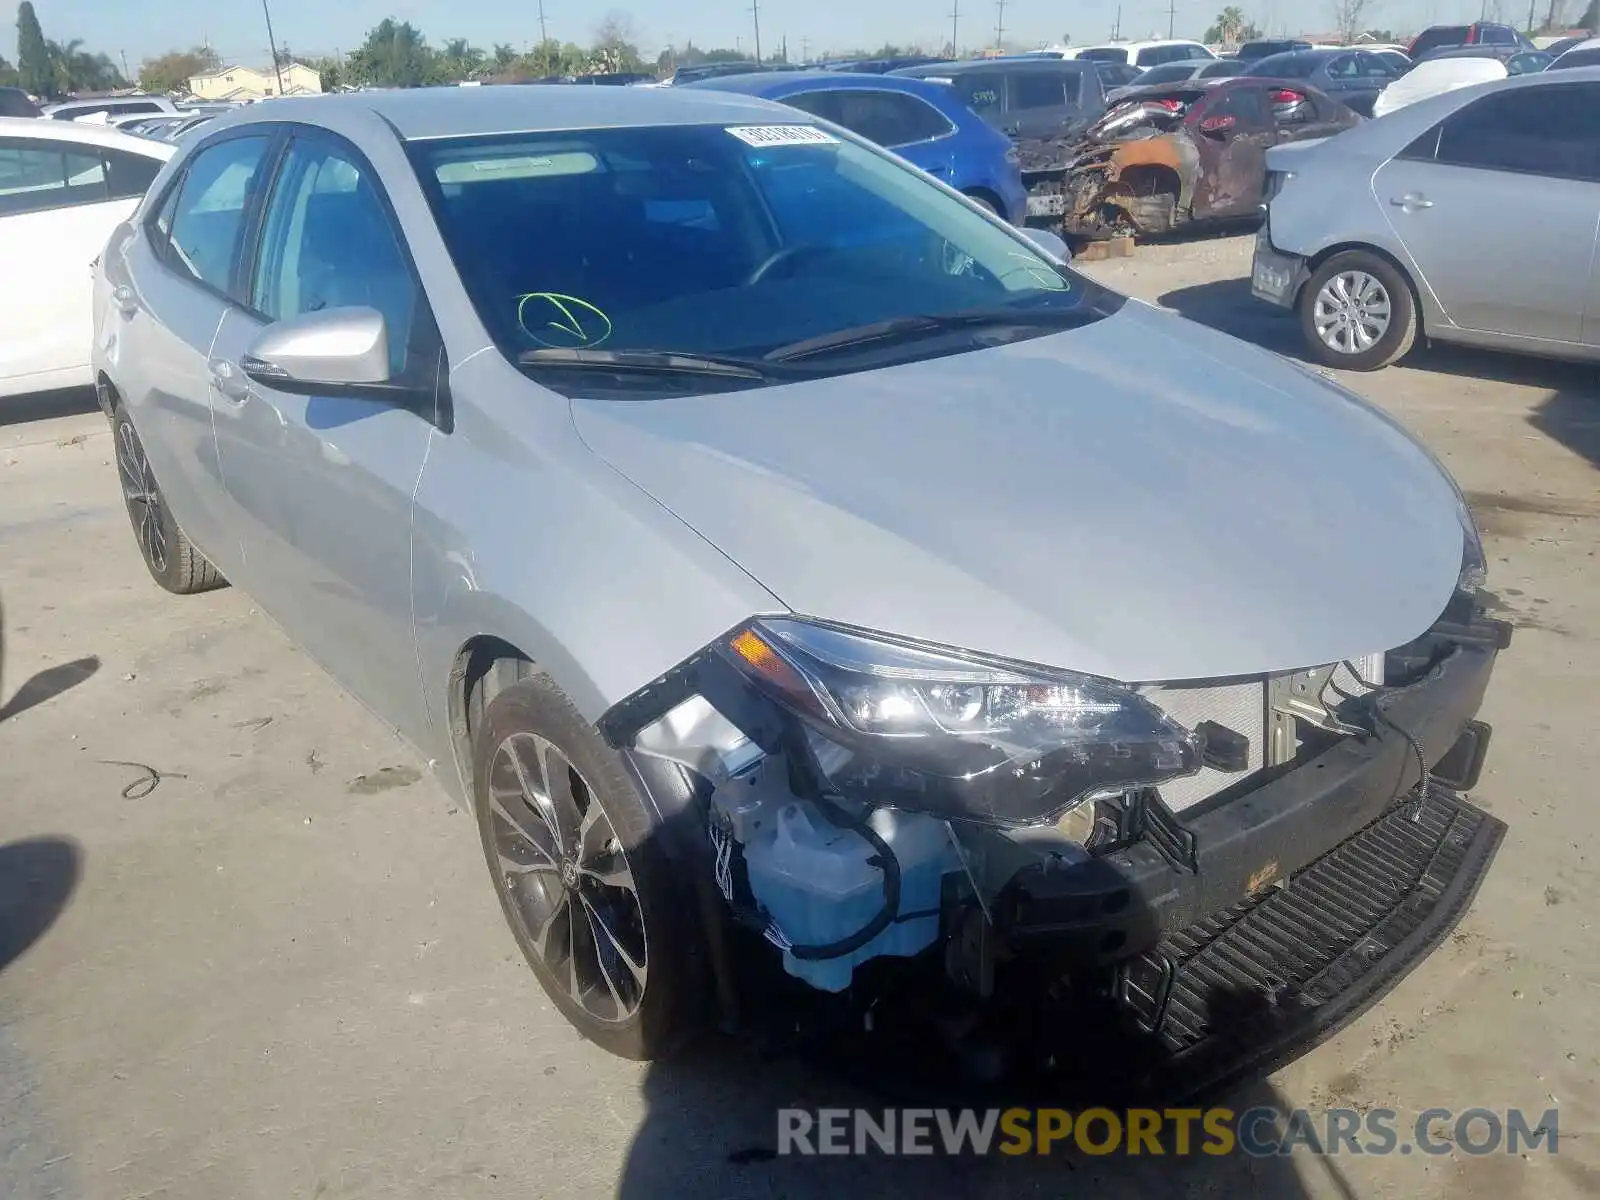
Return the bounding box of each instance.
[1204,6,1249,45]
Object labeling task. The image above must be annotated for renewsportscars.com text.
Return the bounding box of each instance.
[776,1107,1560,1157]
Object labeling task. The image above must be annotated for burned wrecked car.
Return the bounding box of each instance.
[1030,78,1360,239]
[100,86,1507,1089]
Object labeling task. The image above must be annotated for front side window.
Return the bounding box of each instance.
[1433,84,1600,181]
[251,138,418,375]
[0,140,116,216]
[1481,24,1516,44]
[949,73,1004,116]
[412,123,1115,396]
[162,134,272,294]
[1550,46,1600,68]
[1077,47,1129,63]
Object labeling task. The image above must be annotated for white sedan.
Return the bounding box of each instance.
[0,117,172,399]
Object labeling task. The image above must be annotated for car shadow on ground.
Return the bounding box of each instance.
[617,1042,1334,1198]
[1157,276,1600,472]
[1,386,99,428]
[0,838,82,977]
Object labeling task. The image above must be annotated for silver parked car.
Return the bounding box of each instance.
[1253,68,1600,370]
[94,87,1509,1070]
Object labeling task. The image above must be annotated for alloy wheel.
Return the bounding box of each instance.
[1312,270,1392,356]
[116,421,168,574]
[487,731,647,1023]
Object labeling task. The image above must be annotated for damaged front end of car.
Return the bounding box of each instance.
[1040,101,1199,240]
[597,562,1512,1093]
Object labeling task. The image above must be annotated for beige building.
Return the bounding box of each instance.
[187,62,323,101]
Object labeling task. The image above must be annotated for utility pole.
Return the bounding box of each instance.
[994,0,1007,49]
[1167,0,1177,38]
[801,34,811,62]
[1112,3,1123,38]
[1526,0,1536,31]
[537,0,549,47]
[119,49,131,84]
[261,0,285,94]
[752,0,763,63]
[950,0,960,56]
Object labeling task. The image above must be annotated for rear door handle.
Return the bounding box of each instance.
[1390,193,1434,210]
[208,358,249,404]
[112,284,138,318]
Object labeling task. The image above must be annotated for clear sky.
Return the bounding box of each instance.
[9,0,1497,72]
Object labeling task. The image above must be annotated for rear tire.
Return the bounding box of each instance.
[469,672,702,1060]
[110,405,227,594]
[1298,250,1417,372]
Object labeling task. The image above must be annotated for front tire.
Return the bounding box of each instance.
[1298,250,1418,372]
[110,405,226,594]
[469,672,700,1059]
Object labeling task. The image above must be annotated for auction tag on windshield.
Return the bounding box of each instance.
[726,125,839,147]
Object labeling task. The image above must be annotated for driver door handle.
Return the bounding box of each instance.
[1390,192,1434,210]
[208,358,249,404]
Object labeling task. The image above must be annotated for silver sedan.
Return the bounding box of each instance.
[93,85,1503,1063]
[1253,67,1600,369]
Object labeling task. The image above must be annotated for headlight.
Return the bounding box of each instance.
[715,619,1200,826]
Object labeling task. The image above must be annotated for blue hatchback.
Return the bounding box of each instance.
[683,71,1028,224]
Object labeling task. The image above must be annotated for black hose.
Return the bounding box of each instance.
[774,728,904,963]
[784,787,905,962]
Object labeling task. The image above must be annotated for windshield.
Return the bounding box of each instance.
[410,122,1115,396]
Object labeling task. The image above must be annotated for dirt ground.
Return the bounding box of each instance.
[2,233,1597,1199]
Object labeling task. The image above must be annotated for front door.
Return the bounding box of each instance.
[1374,81,1600,344]
[207,130,440,739]
[108,131,278,574]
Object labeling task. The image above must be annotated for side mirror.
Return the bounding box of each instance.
[241,306,391,393]
[1017,226,1073,263]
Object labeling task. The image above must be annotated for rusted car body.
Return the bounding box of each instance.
[1031,79,1359,239]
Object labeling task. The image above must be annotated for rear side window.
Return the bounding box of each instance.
[1430,84,1600,181]
[1551,46,1600,68]
[1480,24,1516,45]
[1205,87,1266,125]
[104,148,163,199]
[1249,53,1314,79]
[1198,60,1240,77]
[160,134,273,295]
[784,90,953,148]
[0,140,123,216]
[1012,72,1068,109]
[1078,47,1128,63]
[950,73,1004,116]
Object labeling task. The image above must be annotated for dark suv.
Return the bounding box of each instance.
[1406,22,1533,58]
[1234,38,1314,62]
[893,58,1107,140]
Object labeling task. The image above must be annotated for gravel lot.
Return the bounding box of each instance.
[2,233,1597,1199]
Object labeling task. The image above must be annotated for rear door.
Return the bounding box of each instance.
[0,137,162,393]
[108,130,278,573]
[1373,82,1600,344]
[1188,86,1275,218]
[1005,69,1074,138]
[205,128,439,738]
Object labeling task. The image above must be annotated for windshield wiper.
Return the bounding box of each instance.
[517,347,804,382]
[763,305,1096,364]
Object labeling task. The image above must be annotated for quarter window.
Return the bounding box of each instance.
[250,138,418,375]
[1432,84,1600,181]
[161,134,272,294]
[952,73,1004,115]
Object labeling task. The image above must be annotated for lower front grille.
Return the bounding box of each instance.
[1117,782,1504,1099]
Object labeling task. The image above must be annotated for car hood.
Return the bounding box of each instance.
[571,301,1466,683]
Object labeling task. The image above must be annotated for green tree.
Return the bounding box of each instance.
[1580,0,1597,26]
[492,42,519,71]
[347,19,434,88]
[585,11,643,73]
[304,53,344,91]
[139,45,221,94]
[1203,5,1249,43]
[45,38,124,94]
[16,1,51,97]
[0,52,18,87]
[430,37,487,83]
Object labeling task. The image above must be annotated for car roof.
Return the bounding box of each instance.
[203,85,802,142]
[897,57,1086,75]
[0,114,174,156]
[1082,38,1209,51]
[680,70,955,100]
